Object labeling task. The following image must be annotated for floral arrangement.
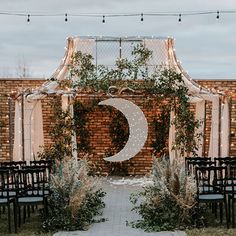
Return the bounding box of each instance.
[130,157,204,231]
[42,157,106,231]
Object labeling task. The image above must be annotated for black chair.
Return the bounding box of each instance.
[0,169,17,233]
[195,166,228,227]
[15,168,48,227]
[185,157,212,175]
[1,161,26,169]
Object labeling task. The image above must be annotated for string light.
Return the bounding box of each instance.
[141,13,144,21]
[0,10,235,23]
[178,14,182,22]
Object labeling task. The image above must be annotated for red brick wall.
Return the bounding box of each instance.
[1,78,236,175]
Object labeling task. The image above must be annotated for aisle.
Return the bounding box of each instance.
[54,177,186,236]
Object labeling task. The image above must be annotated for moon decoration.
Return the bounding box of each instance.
[99,98,148,162]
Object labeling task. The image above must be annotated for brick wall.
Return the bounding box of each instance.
[0,78,236,175]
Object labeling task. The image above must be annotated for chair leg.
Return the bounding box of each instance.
[18,206,21,227]
[225,199,229,229]
[23,206,26,223]
[7,204,11,234]
[233,200,235,228]
[228,196,231,223]
[220,202,223,224]
[27,205,30,218]
[13,202,17,233]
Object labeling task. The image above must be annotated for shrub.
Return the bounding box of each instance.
[130,157,205,231]
[42,157,106,231]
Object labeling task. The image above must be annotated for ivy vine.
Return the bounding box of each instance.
[46,43,202,161]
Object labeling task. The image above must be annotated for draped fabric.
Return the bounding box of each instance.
[13,100,22,161]
[195,100,206,156]
[13,99,44,163]
[220,97,230,157]
[208,95,220,157]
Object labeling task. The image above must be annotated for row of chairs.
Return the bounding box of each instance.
[0,160,53,233]
[194,160,236,227]
[185,156,236,176]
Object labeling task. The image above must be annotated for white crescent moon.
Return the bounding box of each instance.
[99,98,148,162]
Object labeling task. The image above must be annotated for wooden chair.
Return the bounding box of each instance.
[0,169,17,233]
[185,157,211,175]
[195,166,228,228]
[15,168,48,227]
[1,161,26,169]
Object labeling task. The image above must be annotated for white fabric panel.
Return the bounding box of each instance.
[13,100,22,161]
[208,95,220,157]
[61,94,70,112]
[220,98,230,157]
[31,101,44,160]
[24,100,35,163]
[169,110,176,164]
[13,99,44,163]
[195,101,206,156]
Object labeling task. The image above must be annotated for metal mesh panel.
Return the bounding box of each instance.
[73,36,170,74]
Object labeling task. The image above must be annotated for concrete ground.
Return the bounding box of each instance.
[53,177,187,236]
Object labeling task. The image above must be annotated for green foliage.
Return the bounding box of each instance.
[130,157,206,231]
[151,105,170,156]
[42,158,106,231]
[38,97,74,161]
[61,44,202,157]
[73,100,97,153]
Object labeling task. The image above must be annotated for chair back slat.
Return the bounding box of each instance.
[195,166,227,194]
[16,168,46,197]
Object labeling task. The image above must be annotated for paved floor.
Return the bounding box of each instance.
[54,177,187,236]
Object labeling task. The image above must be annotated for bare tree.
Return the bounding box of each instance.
[16,57,31,78]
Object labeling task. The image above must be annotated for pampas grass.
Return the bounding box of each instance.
[42,157,106,231]
[130,156,201,231]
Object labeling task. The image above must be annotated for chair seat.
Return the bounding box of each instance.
[3,191,16,197]
[199,186,214,192]
[0,198,8,203]
[198,194,224,200]
[27,190,49,196]
[18,196,44,203]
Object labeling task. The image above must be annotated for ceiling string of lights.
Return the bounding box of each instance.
[0,10,235,23]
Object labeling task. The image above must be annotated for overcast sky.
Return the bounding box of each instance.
[1,0,236,79]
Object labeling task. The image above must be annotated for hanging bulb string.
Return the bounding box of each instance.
[178,14,182,22]
[141,13,144,21]
[0,9,235,21]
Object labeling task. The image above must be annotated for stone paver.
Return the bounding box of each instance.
[53,177,187,236]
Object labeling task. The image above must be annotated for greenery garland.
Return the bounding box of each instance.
[58,44,202,157]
